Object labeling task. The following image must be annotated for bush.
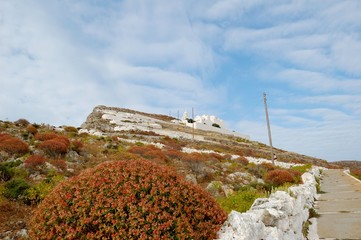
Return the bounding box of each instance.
[54,136,71,149]
[64,126,78,133]
[235,156,249,165]
[26,125,38,135]
[71,140,84,153]
[29,159,227,239]
[39,139,69,156]
[0,137,29,155]
[3,178,30,200]
[0,133,12,142]
[35,132,58,141]
[0,160,22,181]
[25,172,65,205]
[351,169,361,180]
[50,159,67,171]
[24,155,46,171]
[163,149,184,160]
[15,118,30,126]
[264,169,297,187]
[182,152,207,175]
[161,136,184,150]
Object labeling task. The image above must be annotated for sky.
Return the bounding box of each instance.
[1,0,361,161]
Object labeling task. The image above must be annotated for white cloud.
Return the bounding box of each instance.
[0,0,360,161]
[276,69,361,93]
[331,36,361,75]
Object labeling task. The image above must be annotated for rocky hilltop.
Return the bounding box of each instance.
[81,105,330,167]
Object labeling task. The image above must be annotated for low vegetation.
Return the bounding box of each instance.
[350,169,361,180]
[217,188,267,213]
[29,159,227,239]
[0,114,331,238]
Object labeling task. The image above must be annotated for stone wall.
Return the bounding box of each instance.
[217,167,322,240]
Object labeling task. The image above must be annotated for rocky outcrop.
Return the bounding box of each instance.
[217,168,322,240]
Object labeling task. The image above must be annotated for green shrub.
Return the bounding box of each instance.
[25,172,64,205]
[0,160,22,181]
[217,189,266,213]
[29,159,226,239]
[3,178,30,200]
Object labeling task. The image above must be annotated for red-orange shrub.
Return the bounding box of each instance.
[264,169,297,186]
[26,125,38,135]
[39,139,68,156]
[127,145,168,165]
[29,160,226,239]
[24,155,46,170]
[0,133,12,142]
[161,136,184,150]
[287,169,303,184]
[51,159,67,171]
[35,132,58,141]
[163,149,184,159]
[207,153,224,162]
[182,152,207,162]
[351,169,361,179]
[0,136,29,155]
[127,145,158,155]
[53,136,70,148]
[71,139,84,153]
[235,156,249,165]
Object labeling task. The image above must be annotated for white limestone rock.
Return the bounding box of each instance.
[217,211,265,240]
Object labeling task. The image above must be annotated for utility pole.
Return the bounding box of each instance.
[263,92,275,165]
[192,107,195,141]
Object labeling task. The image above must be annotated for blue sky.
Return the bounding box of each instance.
[1,0,361,161]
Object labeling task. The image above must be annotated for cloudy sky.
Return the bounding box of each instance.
[1,0,360,161]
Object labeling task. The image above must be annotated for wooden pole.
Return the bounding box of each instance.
[263,92,275,165]
[192,107,195,141]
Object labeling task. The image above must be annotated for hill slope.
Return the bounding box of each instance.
[81,105,330,167]
[0,105,333,238]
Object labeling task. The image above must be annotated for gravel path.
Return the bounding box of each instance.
[316,169,361,239]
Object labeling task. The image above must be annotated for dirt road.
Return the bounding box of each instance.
[316,169,361,239]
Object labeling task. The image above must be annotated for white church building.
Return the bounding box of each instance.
[179,112,250,139]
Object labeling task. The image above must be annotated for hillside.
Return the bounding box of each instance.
[333,160,361,170]
[0,105,334,238]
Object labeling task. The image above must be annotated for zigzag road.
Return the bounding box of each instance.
[316,169,361,239]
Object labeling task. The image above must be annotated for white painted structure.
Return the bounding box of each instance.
[181,112,250,139]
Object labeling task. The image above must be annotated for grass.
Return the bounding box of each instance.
[291,163,312,173]
[217,188,267,213]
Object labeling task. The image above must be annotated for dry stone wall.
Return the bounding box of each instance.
[217,167,322,240]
